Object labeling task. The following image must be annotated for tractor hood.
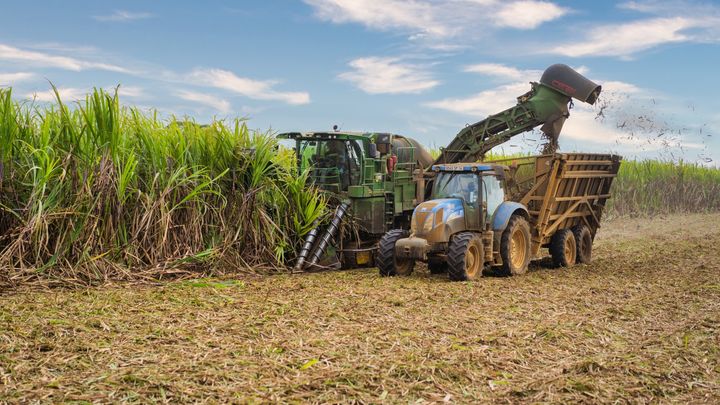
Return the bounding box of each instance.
[411,198,465,239]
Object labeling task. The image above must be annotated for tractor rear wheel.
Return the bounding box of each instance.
[428,257,448,274]
[499,215,531,276]
[572,225,593,264]
[377,229,415,277]
[550,229,577,267]
[447,232,484,281]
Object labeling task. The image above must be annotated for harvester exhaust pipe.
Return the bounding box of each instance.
[294,220,320,271]
[306,202,350,268]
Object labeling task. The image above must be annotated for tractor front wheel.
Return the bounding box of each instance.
[447,232,484,281]
[377,230,415,277]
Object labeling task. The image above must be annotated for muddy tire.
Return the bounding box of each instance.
[447,232,484,281]
[428,257,448,274]
[499,215,531,276]
[550,229,577,267]
[377,229,414,277]
[572,225,593,264]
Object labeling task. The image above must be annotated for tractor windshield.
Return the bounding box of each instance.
[433,172,479,204]
[297,139,362,192]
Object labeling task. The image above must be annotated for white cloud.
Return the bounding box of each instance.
[188,68,310,105]
[176,90,231,113]
[618,0,717,16]
[426,82,528,116]
[550,15,720,58]
[115,86,145,98]
[0,72,35,85]
[463,63,539,81]
[0,43,128,73]
[27,87,87,102]
[93,10,153,22]
[339,57,439,94]
[304,0,448,36]
[495,1,568,30]
[304,0,568,43]
[600,81,642,95]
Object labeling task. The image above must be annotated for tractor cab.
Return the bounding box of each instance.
[411,163,507,242]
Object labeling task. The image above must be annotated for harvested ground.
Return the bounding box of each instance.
[1,214,719,403]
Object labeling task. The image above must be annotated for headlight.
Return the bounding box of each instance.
[413,208,442,235]
[411,213,434,234]
[421,214,434,232]
[445,211,463,222]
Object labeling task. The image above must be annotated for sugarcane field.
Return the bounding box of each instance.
[1,1,720,404]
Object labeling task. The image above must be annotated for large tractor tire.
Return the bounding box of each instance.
[499,215,531,276]
[377,229,415,277]
[447,232,484,281]
[428,257,448,274]
[571,224,593,264]
[550,229,577,267]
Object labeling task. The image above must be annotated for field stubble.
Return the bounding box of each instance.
[1,213,719,403]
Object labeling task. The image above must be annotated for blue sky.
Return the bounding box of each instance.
[1,0,718,164]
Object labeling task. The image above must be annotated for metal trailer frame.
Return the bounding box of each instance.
[491,153,621,257]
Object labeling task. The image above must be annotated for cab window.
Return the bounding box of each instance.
[433,172,479,205]
[482,175,505,222]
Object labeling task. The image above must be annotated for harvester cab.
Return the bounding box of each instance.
[278,131,434,271]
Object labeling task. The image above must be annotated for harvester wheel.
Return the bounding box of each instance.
[572,225,593,264]
[447,232,484,281]
[550,229,577,267]
[499,215,531,276]
[428,257,448,274]
[377,229,414,277]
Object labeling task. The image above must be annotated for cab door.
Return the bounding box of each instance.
[462,173,482,231]
[482,174,505,225]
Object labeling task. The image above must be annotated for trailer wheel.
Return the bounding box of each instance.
[447,232,484,281]
[499,215,531,276]
[377,229,414,277]
[571,225,593,264]
[550,229,576,267]
[428,257,448,274]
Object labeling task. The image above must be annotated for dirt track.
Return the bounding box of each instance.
[2,214,719,403]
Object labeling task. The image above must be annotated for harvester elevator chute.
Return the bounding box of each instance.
[434,64,602,165]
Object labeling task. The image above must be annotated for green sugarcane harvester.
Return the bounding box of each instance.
[283,64,620,274]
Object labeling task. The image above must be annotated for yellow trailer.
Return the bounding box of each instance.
[495,153,622,265]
